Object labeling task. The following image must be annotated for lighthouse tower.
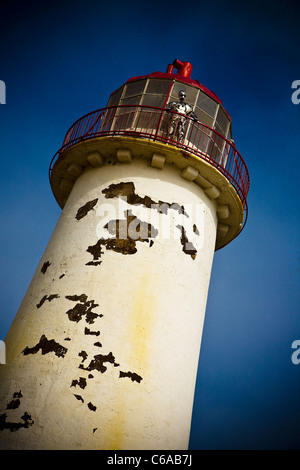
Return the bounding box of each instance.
[0,60,249,450]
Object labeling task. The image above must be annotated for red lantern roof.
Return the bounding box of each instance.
[126,59,223,105]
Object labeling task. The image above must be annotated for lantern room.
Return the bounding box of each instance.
[106,61,232,140]
[49,59,249,250]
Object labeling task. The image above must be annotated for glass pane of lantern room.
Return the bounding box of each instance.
[196,92,218,118]
[143,79,172,109]
[146,79,171,95]
[215,106,229,136]
[194,109,214,128]
[106,85,124,107]
[141,94,166,107]
[123,80,147,98]
[120,95,142,109]
[227,124,232,140]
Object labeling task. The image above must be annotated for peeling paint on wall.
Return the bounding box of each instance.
[87,402,97,412]
[36,294,60,309]
[105,209,158,241]
[84,327,100,336]
[86,260,102,266]
[176,225,197,259]
[71,377,87,389]
[17,289,146,439]
[193,224,200,235]
[22,334,68,358]
[65,294,102,324]
[41,261,51,274]
[79,350,88,363]
[79,352,119,373]
[0,412,34,432]
[102,182,187,217]
[75,198,98,220]
[6,391,23,410]
[119,371,143,383]
[86,209,157,263]
[81,181,201,268]
[0,392,34,432]
[74,394,84,403]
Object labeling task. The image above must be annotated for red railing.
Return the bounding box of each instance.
[50,105,249,221]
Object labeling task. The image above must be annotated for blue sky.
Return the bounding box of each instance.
[1,0,299,450]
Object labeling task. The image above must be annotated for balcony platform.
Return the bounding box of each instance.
[50,133,245,250]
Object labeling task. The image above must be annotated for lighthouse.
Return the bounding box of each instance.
[0,60,249,450]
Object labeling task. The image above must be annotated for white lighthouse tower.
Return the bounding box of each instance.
[0,60,249,450]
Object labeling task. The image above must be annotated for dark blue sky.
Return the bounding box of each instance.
[1,0,299,450]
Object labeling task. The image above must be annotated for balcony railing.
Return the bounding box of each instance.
[50,105,249,216]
